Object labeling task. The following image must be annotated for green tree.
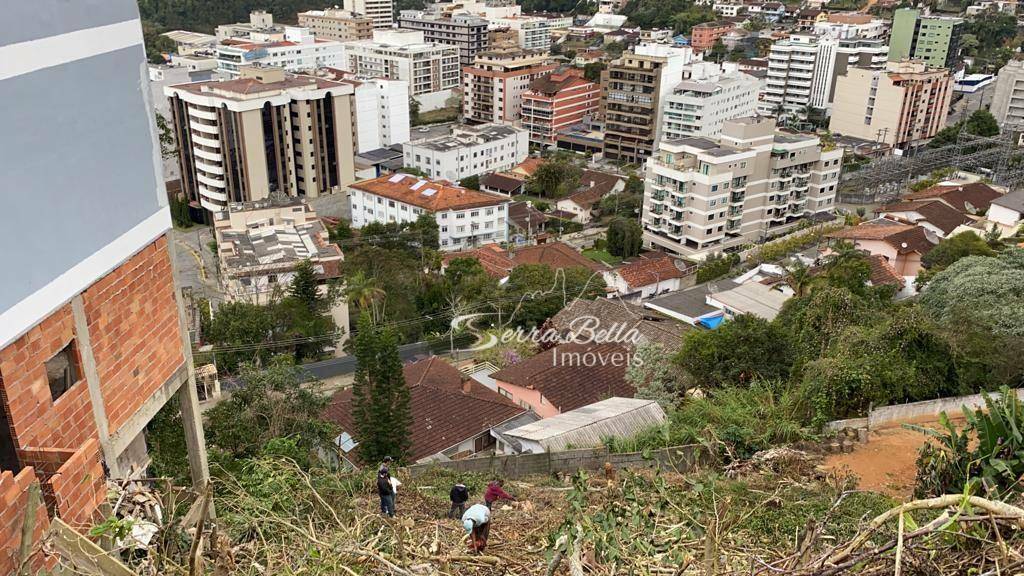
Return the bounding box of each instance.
[409,96,422,126]
[289,260,322,313]
[583,62,606,83]
[605,41,626,57]
[526,159,582,198]
[626,343,683,408]
[155,113,177,159]
[459,175,480,189]
[709,39,727,63]
[606,217,643,257]
[695,253,739,283]
[675,314,793,389]
[600,192,642,218]
[964,108,1000,137]
[775,286,880,372]
[917,231,996,286]
[205,301,278,372]
[502,264,606,327]
[344,270,387,322]
[920,248,1024,337]
[351,313,413,463]
[820,242,871,295]
[624,174,644,195]
[329,219,353,244]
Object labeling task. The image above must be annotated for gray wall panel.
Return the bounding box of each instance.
[0,0,141,47]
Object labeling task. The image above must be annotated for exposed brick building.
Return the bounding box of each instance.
[690,21,735,52]
[0,2,210,571]
[521,69,601,145]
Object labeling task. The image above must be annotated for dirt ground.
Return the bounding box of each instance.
[823,416,965,499]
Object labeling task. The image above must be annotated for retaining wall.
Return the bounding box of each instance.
[824,389,1024,433]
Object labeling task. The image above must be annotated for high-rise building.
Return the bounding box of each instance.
[344,0,395,29]
[165,67,357,213]
[601,44,697,164]
[216,26,347,75]
[829,60,953,150]
[641,117,843,258]
[661,61,761,140]
[0,3,209,567]
[990,58,1024,127]
[888,9,963,69]
[487,15,561,51]
[521,70,601,145]
[398,10,490,67]
[463,48,557,124]
[298,8,375,41]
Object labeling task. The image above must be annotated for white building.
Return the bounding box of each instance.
[344,0,395,29]
[216,27,346,75]
[662,61,761,140]
[813,16,887,40]
[344,76,412,153]
[712,1,744,17]
[348,173,511,250]
[488,16,559,51]
[340,30,461,111]
[403,124,529,181]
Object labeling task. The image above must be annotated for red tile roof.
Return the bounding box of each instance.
[616,253,690,290]
[351,173,508,212]
[877,200,972,235]
[828,223,936,254]
[901,182,1003,215]
[323,357,526,462]
[866,254,905,288]
[491,342,635,413]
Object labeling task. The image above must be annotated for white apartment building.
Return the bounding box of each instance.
[344,0,395,28]
[488,16,556,51]
[349,173,511,250]
[641,117,842,259]
[991,58,1024,127]
[712,1,744,17]
[813,16,887,40]
[661,62,761,140]
[216,27,346,75]
[340,30,461,110]
[403,124,529,181]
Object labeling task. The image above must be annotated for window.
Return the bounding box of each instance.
[46,341,81,402]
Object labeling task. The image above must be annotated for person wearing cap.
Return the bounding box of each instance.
[448,481,470,518]
[461,503,491,553]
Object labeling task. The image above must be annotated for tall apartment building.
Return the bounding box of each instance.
[641,117,843,258]
[216,26,346,75]
[829,60,953,150]
[690,21,735,52]
[0,3,209,568]
[344,0,395,28]
[349,173,511,250]
[463,48,557,123]
[403,124,530,180]
[521,70,601,145]
[661,61,761,140]
[601,44,697,164]
[990,58,1024,126]
[298,8,375,41]
[341,29,461,110]
[165,67,357,213]
[813,13,887,40]
[760,33,888,117]
[398,10,490,67]
[889,9,963,69]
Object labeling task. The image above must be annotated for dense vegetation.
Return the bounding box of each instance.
[620,0,715,32]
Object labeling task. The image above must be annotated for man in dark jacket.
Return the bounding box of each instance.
[377,469,395,517]
[448,482,470,518]
[484,479,515,509]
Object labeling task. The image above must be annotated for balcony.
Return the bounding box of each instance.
[188,107,218,121]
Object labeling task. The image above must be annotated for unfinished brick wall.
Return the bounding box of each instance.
[0,468,53,575]
[48,439,106,530]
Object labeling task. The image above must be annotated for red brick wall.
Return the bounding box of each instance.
[83,236,184,433]
[0,468,53,575]
[48,439,106,530]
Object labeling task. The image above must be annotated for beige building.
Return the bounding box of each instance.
[165,66,357,214]
[297,8,374,41]
[829,60,953,150]
[343,0,394,29]
[642,117,843,258]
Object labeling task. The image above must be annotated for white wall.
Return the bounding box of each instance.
[354,78,411,152]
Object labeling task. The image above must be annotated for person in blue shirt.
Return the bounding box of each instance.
[461,503,491,553]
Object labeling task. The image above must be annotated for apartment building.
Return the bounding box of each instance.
[165,67,357,213]
[601,44,698,164]
[889,8,963,69]
[312,67,412,153]
[344,0,395,28]
[690,21,735,52]
[760,33,888,118]
[830,60,953,150]
[349,173,511,250]
[662,61,761,140]
[990,58,1024,126]
[341,29,462,110]
[813,12,887,40]
[521,70,601,145]
[398,10,490,67]
[403,124,530,180]
[488,15,556,51]
[216,26,346,75]
[298,8,375,41]
[0,3,209,568]
[216,10,284,40]
[642,117,843,258]
[463,48,557,123]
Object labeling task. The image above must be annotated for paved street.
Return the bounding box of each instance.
[947,86,993,126]
[170,225,223,305]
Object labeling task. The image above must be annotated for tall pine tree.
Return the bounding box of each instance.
[351,313,412,464]
[289,260,321,313]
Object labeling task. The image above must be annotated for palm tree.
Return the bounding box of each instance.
[344,271,386,322]
[783,261,814,297]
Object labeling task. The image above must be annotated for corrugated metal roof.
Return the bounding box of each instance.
[503,397,665,452]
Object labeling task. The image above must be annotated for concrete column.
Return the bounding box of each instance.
[70,296,122,477]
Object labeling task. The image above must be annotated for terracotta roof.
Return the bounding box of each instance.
[508,201,548,231]
[877,200,972,235]
[491,342,635,413]
[479,172,524,193]
[171,74,347,99]
[549,298,689,349]
[901,182,1003,215]
[323,357,526,462]
[829,223,936,254]
[866,254,905,288]
[350,173,508,212]
[441,241,603,277]
[510,158,544,178]
[528,70,595,95]
[615,252,690,290]
[443,244,515,278]
[562,170,625,208]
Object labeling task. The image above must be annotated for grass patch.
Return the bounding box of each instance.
[582,248,622,265]
[415,106,459,125]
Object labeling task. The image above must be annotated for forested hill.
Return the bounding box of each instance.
[619,0,715,31]
[137,0,328,33]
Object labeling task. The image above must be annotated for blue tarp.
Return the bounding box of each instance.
[697,314,725,329]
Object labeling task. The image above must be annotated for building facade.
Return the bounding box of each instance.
[888,9,963,69]
[216,27,347,75]
[488,16,555,51]
[690,21,735,52]
[402,124,530,181]
[341,30,461,110]
[398,10,490,67]
[990,58,1024,127]
[463,49,557,123]
[662,62,761,140]
[521,70,601,145]
[349,173,511,250]
[165,67,357,213]
[829,60,953,150]
[343,0,395,29]
[297,8,375,41]
[0,3,209,568]
[642,117,842,258]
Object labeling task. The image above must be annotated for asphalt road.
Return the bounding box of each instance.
[170,225,223,305]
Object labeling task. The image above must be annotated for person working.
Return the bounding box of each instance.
[484,479,515,509]
[449,481,470,518]
[461,503,491,553]
[377,468,395,517]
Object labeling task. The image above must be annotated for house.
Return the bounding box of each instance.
[987,190,1024,237]
[827,221,938,278]
[506,157,545,180]
[323,357,534,463]
[496,397,666,454]
[875,200,973,239]
[604,252,695,302]
[480,172,525,196]
[549,297,690,350]
[574,49,606,66]
[554,169,626,223]
[490,342,635,418]
[508,201,549,239]
[644,278,740,327]
[900,182,1003,216]
[706,281,791,321]
[442,241,603,279]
